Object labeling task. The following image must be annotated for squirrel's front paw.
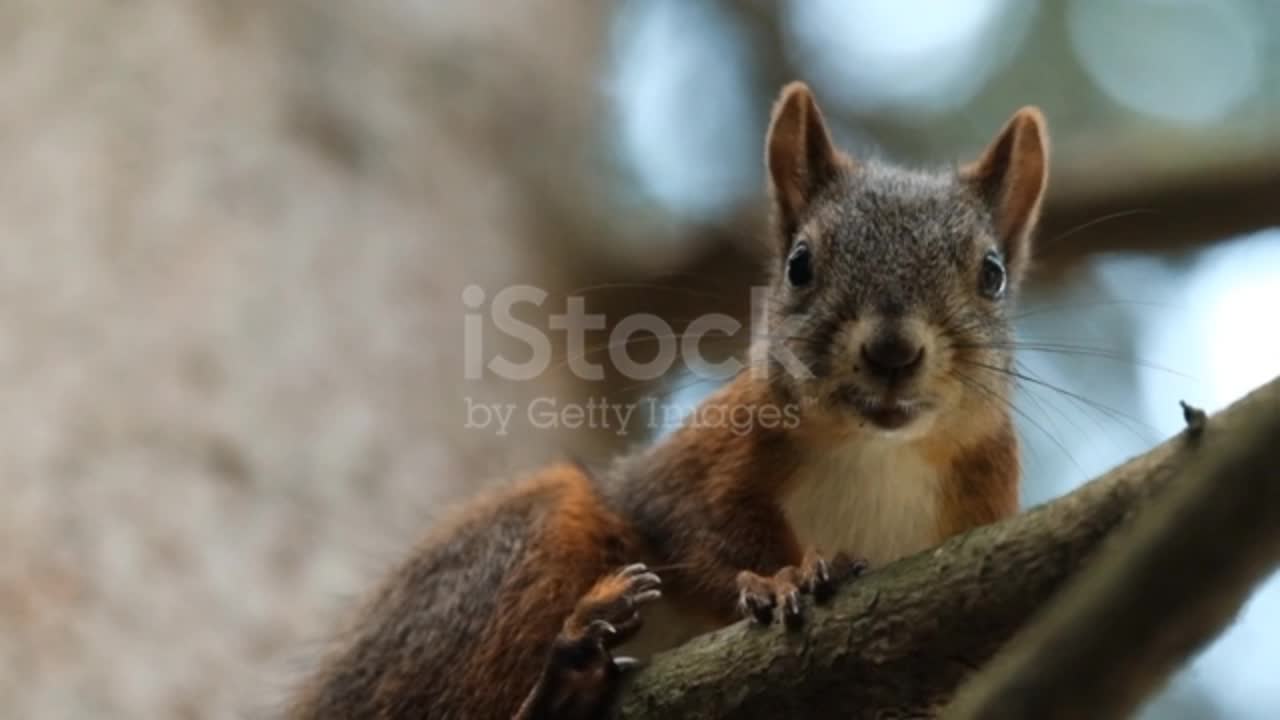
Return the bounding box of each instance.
[737,549,868,630]
[737,569,803,629]
[802,548,868,603]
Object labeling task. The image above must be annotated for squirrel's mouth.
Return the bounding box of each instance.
[860,402,918,430]
[837,387,932,431]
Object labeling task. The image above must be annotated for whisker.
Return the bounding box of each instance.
[1013,299,1182,321]
[1009,371,1080,456]
[955,359,1157,442]
[548,330,823,374]
[634,561,700,575]
[1011,360,1130,458]
[564,281,735,304]
[1036,208,1159,256]
[617,366,744,400]
[950,368,1084,477]
[951,341,1193,380]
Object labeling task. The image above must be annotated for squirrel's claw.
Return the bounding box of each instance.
[610,655,643,672]
[736,570,797,627]
[567,563,663,650]
[804,549,868,603]
[737,549,870,628]
[780,588,803,630]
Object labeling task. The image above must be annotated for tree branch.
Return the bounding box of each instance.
[611,374,1280,719]
[945,391,1280,719]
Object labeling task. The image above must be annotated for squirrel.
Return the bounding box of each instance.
[283,81,1050,720]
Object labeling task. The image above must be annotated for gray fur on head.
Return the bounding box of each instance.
[760,82,1049,430]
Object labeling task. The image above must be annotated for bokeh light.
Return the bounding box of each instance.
[1068,0,1263,127]
[608,0,758,221]
[781,0,1035,114]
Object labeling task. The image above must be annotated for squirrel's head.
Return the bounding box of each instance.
[757,82,1049,438]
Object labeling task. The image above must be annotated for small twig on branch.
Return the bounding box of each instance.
[1181,400,1207,436]
[944,392,1280,720]
[611,375,1280,720]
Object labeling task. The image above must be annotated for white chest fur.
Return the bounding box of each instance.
[619,437,945,660]
[782,436,942,566]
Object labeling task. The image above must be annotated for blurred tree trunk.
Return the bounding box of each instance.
[0,2,653,717]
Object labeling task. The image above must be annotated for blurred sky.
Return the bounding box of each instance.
[608,2,1280,717]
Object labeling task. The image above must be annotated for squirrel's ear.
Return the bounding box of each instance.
[765,82,844,251]
[961,107,1049,280]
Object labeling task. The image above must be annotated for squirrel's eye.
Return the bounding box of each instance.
[787,242,813,287]
[979,251,1006,299]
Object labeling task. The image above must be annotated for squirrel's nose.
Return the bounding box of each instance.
[861,334,925,383]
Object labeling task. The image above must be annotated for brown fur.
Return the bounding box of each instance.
[285,82,1049,718]
[605,376,808,622]
[285,463,643,720]
[934,420,1021,539]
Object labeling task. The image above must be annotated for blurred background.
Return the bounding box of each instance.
[1,1,1277,718]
